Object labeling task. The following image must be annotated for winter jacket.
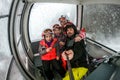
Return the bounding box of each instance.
[65,34,88,68]
[54,33,66,54]
[38,38,58,60]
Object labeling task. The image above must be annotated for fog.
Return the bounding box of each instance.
[29,3,76,42]
[83,4,120,52]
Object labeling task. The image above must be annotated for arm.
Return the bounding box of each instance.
[58,33,66,47]
[38,44,52,55]
[54,41,60,57]
[79,27,86,39]
[74,28,86,42]
[71,40,86,62]
[38,44,46,55]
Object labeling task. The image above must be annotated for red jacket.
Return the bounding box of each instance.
[39,38,57,60]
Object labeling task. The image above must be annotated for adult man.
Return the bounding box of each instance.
[62,24,88,80]
[62,24,88,68]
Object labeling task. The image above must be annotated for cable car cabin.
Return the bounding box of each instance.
[8,0,120,80]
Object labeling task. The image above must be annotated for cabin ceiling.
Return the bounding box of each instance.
[26,0,120,5]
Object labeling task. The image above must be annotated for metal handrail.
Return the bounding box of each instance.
[85,37,118,54]
[6,56,14,80]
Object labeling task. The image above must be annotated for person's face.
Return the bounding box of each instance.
[53,28,61,35]
[66,28,74,37]
[44,34,52,42]
[59,19,67,26]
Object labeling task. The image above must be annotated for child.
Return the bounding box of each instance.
[53,24,66,55]
[38,29,65,80]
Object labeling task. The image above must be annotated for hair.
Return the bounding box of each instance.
[42,29,53,37]
[53,24,62,31]
[53,24,60,28]
[65,24,78,34]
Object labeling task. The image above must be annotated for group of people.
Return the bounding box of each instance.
[38,15,88,80]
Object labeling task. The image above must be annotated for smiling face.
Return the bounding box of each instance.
[53,28,61,36]
[60,20,67,27]
[66,27,74,37]
[43,29,53,42]
[44,34,52,42]
[59,17,68,27]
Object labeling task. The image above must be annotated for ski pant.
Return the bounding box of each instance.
[42,59,66,80]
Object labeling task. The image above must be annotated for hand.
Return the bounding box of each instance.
[46,47,52,52]
[62,50,74,60]
[66,50,74,60]
[56,56,60,60]
[74,36,82,42]
[59,41,65,46]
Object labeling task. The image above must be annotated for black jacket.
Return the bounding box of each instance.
[65,34,88,68]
